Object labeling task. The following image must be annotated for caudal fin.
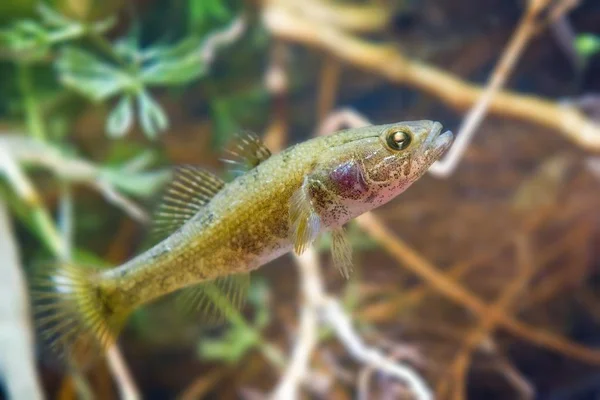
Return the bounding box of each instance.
[31,262,128,365]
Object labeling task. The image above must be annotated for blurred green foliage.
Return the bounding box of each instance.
[0,0,279,371]
[575,33,600,58]
[198,278,273,364]
[1,2,246,139]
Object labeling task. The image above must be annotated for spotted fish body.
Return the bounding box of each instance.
[34,121,452,360]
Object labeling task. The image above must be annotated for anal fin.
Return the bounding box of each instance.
[331,227,353,279]
[177,273,250,323]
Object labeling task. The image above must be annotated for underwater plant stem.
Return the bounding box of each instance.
[0,200,44,400]
[0,134,149,223]
[58,182,74,260]
[0,144,64,257]
[0,138,140,399]
[17,64,46,142]
[87,30,129,67]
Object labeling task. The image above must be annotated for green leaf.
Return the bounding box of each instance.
[37,3,72,28]
[0,5,114,62]
[56,47,136,101]
[188,0,234,34]
[100,168,170,198]
[140,38,208,85]
[0,19,51,59]
[137,90,169,137]
[106,95,134,138]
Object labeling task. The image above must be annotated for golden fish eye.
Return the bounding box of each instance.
[385,129,412,151]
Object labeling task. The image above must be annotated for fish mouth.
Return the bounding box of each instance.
[426,121,453,156]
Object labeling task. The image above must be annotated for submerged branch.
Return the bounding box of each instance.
[356,212,600,365]
[264,5,600,151]
[430,0,575,177]
[272,247,432,400]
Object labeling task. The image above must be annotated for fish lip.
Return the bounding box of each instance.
[426,122,453,155]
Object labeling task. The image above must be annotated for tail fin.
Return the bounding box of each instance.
[31,262,128,365]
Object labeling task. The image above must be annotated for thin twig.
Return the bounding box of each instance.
[106,346,141,400]
[430,0,555,177]
[356,212,600,365]
[437,235,537,399]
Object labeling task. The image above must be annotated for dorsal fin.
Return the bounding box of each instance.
[220,131,272,177]
[151,165,225,240]
[177,273,250,324]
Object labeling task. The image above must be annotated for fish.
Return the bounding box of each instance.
[32,120,453,361]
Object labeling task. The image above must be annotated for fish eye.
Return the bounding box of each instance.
[385,128,412,151]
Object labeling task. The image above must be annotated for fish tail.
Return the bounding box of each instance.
[31,262,128,364]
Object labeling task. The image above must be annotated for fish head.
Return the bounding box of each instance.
[316,120,453,227]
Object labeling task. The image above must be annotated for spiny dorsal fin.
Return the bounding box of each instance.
[152,165,225,240]
[177,273,250,324]
[220,131,272,177]
[331,227,353,279]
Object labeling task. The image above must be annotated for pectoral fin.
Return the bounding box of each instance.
[331,227,353,279]
[289,181,321,255]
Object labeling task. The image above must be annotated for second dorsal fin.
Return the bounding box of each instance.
[152,165,225,240]
[220,131,272,177]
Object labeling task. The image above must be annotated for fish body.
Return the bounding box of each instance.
[34,120,452,360]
